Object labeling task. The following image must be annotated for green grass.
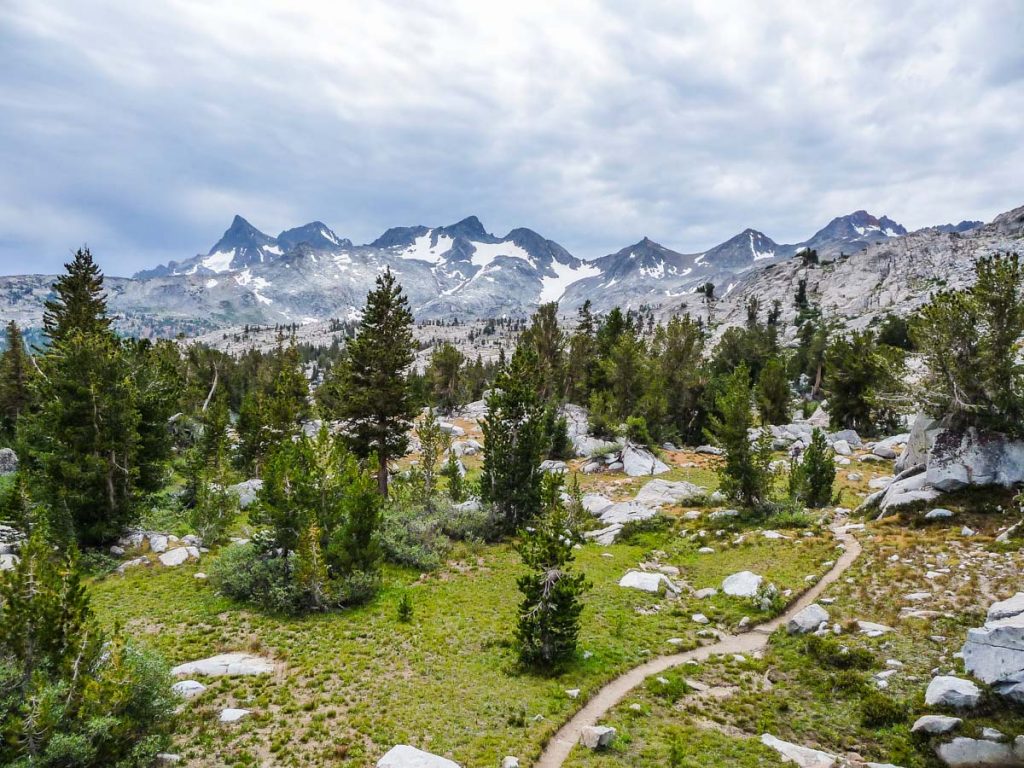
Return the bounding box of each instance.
[90,513,834,767]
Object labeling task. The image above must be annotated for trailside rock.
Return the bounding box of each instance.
[925,508,954,520]
[935,737,1024,767]
[219,708,251,723]
[171,652,275,677]
[227,479,263,509]
[620,443,670,477]
[962,611,1024,695]
[911,715,962,735]
[759,734,837,768]
[377,745,461,768]
[988,593,1024,622]
[0,447,17,475]
[878,471,941,512]
[580,726,616,749]
[598,501,658,526]
[581,494,614,517]
[171,680,207,699]
[787,604,830,635]
[926,427,1024,492]
[634,479,707,508]
[158,546,200,567]
[722,571,763,598]
[619,570,681,594]
[925,676,982,709]
[895,413,943,473]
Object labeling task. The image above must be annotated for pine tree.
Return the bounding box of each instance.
[0,531,174,766]
[789,428,835,508]
[187,393,237,545]
[516,474,589,671]
[0,321,34,441]
[295,521,331,611]
[25,329,141,545]
[415,408,450,510]
[755,357,791,426]
[520,302,565,403]
[706,364,774,511]
[41,246,111,343]
[427,342,465,414]
[824,330,905,436]
[481,345,544,535]
[441,451,465,503]
[325,269,415,495]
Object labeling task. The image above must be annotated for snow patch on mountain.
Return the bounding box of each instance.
[540,259,601,303]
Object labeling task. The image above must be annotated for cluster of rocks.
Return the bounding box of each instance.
[962,592,1024,703]
[114,530,204,573]
[862,413,1024,515]
[582,478,708,544]
[160,651,277,739]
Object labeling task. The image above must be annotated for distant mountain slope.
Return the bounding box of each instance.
[0,205,1015,341]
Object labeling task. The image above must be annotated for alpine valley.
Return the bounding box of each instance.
[2,205,1020,343]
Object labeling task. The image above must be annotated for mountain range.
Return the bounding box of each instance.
[0,208,999,341]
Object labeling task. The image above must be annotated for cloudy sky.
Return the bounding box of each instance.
[1,1,1022,276]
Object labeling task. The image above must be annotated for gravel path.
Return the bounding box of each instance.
[533,523,863,768]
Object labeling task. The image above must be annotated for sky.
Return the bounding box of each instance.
[1,1,1022,277]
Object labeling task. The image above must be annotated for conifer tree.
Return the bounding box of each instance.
[520,302,565,403]
[41,246,111,343]
[414,408,449,510]
[427,342,465,414]
[755,357,791,426]
[441,451,465,503]
[0,321,33,441]
[516,474,589,670]
[0,531,174,766]
[789,428,835,508]
[325,269,415,495]
[706,364,774,511]
[824,330,904,436]
[187,393,237,544]
[481,345,544,535]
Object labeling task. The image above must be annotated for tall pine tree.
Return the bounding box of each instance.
[41,247,111,343]
[481,345,544,535]
[324,269,415,495]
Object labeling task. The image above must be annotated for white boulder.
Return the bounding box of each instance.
[911,715,962,735]
[158,546,200,567]
[759,734,837,768]
[634,479,706,508]
[580,726,616,749]
[377,745,461,768]
[219,708,251,723]
[935,737,1024,768]
[621,443,670,477]
[722,571,763,598]
[925,676,982,709]
[619,570,681,594]
[171,652,275,677]
[171,680,207,699]
[787,604,830,635]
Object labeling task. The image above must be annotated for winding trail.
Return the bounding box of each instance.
[533,524,863,768]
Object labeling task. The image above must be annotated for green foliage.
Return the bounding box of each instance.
[516,474,589,671]
[789,428,835,508]
[0,321,34,442]
[875,313,914,351]
[706,365,774,511]
[755,357,791,425]
[804,634,874,670]
[518,302,565,403]
[219,428,383,613]
[0,532,174,767]
[625,415,654,446]
[824,330,905,436]
[913,252,1024,435]
[426,342,465,414]
[20,251,178,546]
[541,407,573,460]
[481,345,544,536]
[321,268,416,494]
[185,393,237,545]
[396,592,413,623]
[414,408,451,510]
[859,691,908,728]
[441,450,465,503]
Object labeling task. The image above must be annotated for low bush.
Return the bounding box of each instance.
[804,635,875,670]
[859,690,908,727]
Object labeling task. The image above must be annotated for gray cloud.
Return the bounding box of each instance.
[0,0,1022,276]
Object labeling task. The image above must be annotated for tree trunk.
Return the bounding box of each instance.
[377,453,389,497]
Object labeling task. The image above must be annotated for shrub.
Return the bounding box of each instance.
[397,592,413,623]
[804,635,874,670]
[625,415,654,446]
[789,428,835,508]
[860,691,908,727]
